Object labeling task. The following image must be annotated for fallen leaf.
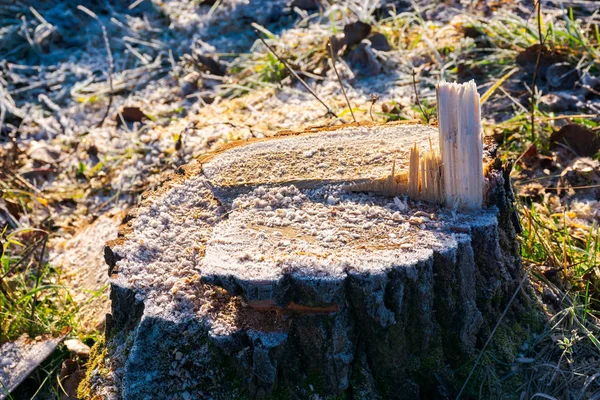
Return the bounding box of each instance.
[538,93,578,113]
[328,34,346,56]
[344,21,372,47]
[516,182,546,202]
[368,32,391,51]
[521,143,537,161]
[350,42,382,76]
[516,44,564,76]
[58,359,84,400]
[551,124,600,157]
[558,157,600,195]
[118,107,146,124]
[546,62,578,89]
[192,54,227,76]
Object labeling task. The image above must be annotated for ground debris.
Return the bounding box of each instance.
[0,331,68,400]
[343,21,372,47]
[551,124,600,157]
[64,339,91,357]
[117,107,147,124]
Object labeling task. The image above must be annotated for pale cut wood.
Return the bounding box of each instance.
[437,80,484,209]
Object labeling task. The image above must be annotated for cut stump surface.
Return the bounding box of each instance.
[104,122,523,399]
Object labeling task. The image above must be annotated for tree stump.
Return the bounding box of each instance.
[103,118,523,399]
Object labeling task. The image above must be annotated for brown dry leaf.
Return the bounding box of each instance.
[368,32,391,51]
[520,143,537,163]
[518,144,556,172]
[558,157,600,197]
[117,107,147,124]
[546,62,578,90]
[192,54,227,76]
[343,21,372,47]
[58,359,85,400]
[538,93,578,113]
[516,44,564,76]
[328,34,346,56]
[551,124,600,157]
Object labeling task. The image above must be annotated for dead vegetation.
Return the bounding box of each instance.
[1,0,600,398]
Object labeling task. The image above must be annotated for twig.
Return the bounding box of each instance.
[531,0,543,142]
[480,67,519,105]
[412,69,430,124]
[456,265,533,400]
[328,39,355,123]
[193,121,259,137]
[369,94,379,122]
[544,183,600,191]
[254,30,337,118]
[208,0,223,17]
[128,0,146,9]
[0,236,46,280]
[77,5,114,128]
[30,232,48,327]
[4,169,48,199]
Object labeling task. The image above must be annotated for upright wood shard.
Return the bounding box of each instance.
[359,81,483,208]
[408,142,420,199]
[437,80,484,209]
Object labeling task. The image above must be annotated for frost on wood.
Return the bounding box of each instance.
[99,121,524,399]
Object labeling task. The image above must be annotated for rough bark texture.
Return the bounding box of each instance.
[95,123,525,400]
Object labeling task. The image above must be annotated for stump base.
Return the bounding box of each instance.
[101,124,525,399]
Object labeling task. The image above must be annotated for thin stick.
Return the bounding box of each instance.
[128,0,146,9]
[480,67,519,105]
[254,30,337,118]
[455,265,532,400]
[369,94,379,122]
[30,232,48,326]
[78,6,114,128]
[531,0,543,142]
[412,69,430,124]
[328,39,355,123]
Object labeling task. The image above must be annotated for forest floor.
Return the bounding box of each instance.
[1,0,600,398]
